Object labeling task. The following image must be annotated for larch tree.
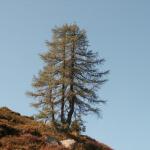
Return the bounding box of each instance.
[27,24,109,131]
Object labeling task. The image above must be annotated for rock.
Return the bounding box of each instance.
[45,136,59,145]
[60,139,76,149]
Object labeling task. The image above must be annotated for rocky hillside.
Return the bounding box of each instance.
[0,107,113,150]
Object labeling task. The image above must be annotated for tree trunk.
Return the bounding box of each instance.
[61,40,66,123]
[67,36,76,126]
[61,84,65,122]
[51,103,55,122]
[50,89,55,122]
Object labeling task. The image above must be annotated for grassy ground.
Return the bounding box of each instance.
[0,107,113,150]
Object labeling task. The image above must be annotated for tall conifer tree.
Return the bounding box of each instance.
[27,24,108,129]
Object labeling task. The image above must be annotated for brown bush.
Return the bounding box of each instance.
[0,122,19,137]
[0,135,44,150]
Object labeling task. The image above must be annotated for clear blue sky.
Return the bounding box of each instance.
[0,0,149,149]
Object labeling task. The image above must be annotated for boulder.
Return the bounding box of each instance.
[60,139,76,149]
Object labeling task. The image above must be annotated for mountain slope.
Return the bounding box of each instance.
[0,107,113,150]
